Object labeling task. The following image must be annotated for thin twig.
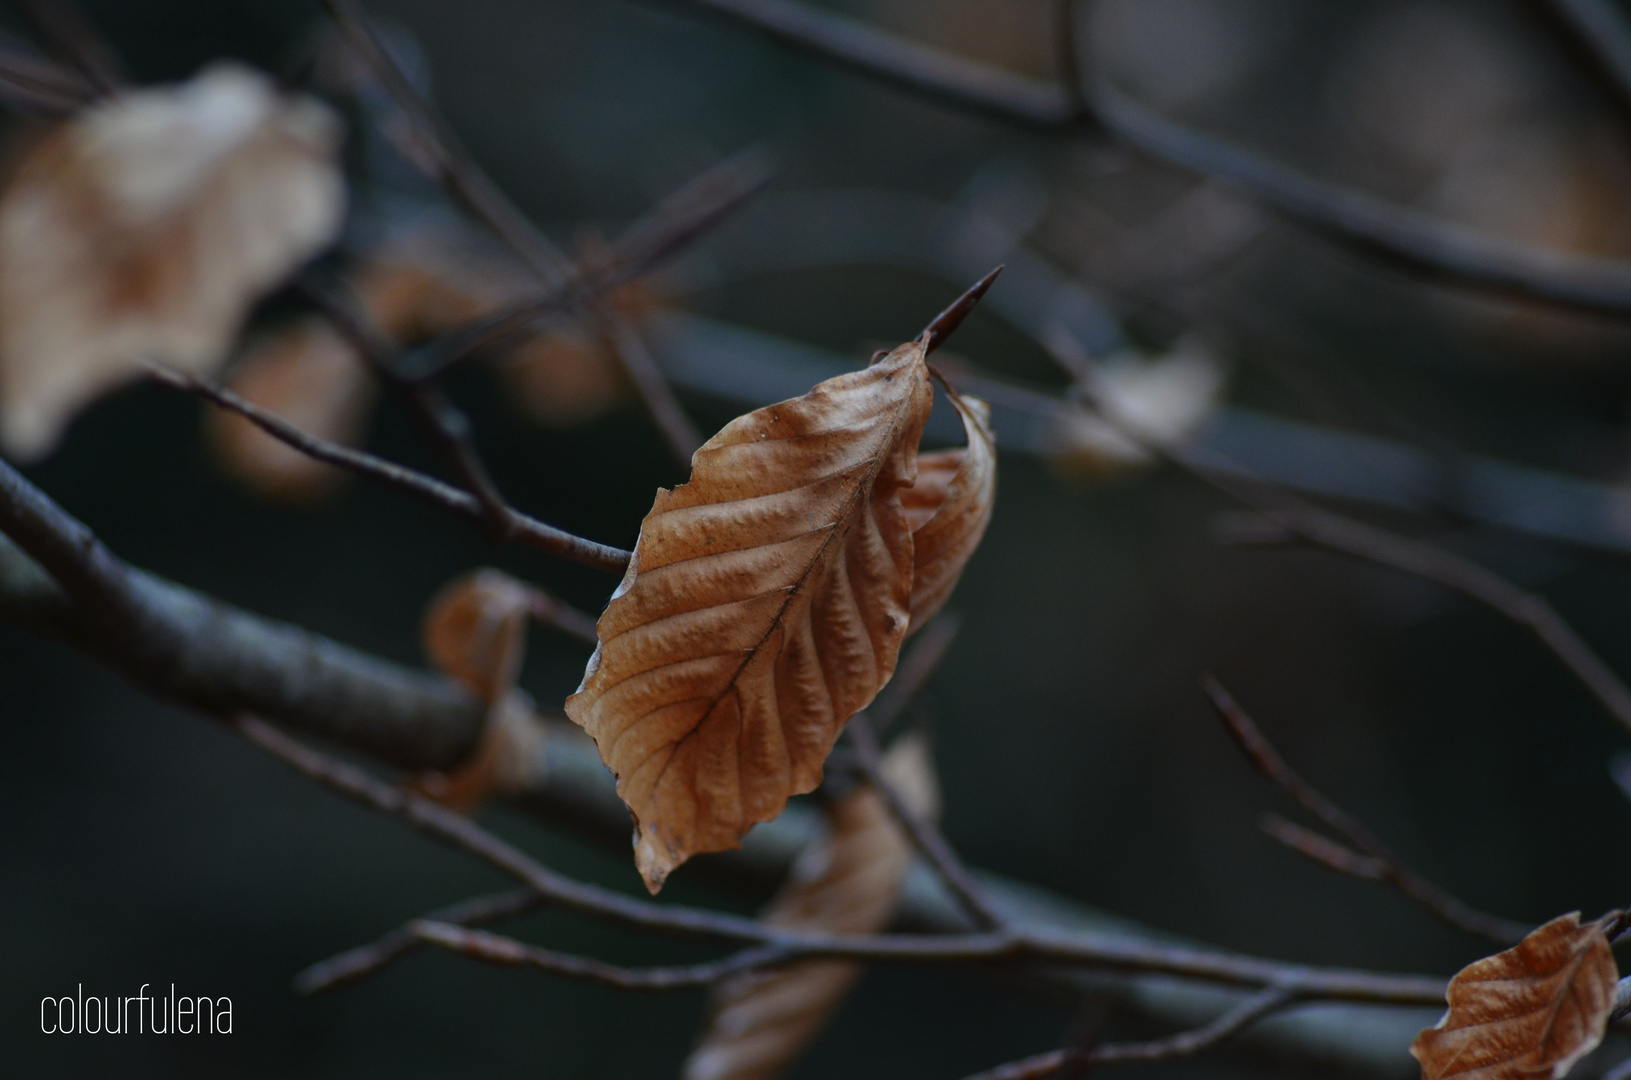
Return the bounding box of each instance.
[958,984,1301,1080]
[237,715,1446,1004]
[388,150,772,383]
[294,888,541,995]
[1215,506,1631,741]
[523,586,601,647]
[668,0,1631,318]
[323,0,703,466]
[7,0,121,94]
[844,614,1008,931]
[413,921,793,991]
[1259,813,1387,882]
[1043,329,1631,745]
[1204,679,1528,945]
[150,365,632,574]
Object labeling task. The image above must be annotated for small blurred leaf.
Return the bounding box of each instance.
[423,568,534,703]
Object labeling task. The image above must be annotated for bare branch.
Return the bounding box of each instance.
[294,888,541,995]
[150,364,633,574]
[235,715,1447,1004]
[412,921,793,991]
[1204,679,1529,945]
[959,985,1300,1080]
[665,0,1631,318]
[1259,813,1387,882]
[1215,506,1631,740]
[0,459,485,767]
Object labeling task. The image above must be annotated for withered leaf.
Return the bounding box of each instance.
[565,338,934,892]
[411,690,550,814]
[898,391,994,631]
[683,735,938,1080]
[1412,912,1618,1080]
[208,316,375,500]
[423,569,535,704]
[0,62,344,459]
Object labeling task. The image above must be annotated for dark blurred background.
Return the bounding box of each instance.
[10,0,1631,1076]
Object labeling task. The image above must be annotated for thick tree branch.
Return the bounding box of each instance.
[0,459,484,767]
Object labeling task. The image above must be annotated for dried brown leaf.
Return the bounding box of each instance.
[207,316,375,500]
[423,569,534,703]
[683,735,938,1080]
[0,63,344,459]
[565,339,934,892]
[410,690,550,814]
[898,392,993,631]
[1412,912,1618,1080]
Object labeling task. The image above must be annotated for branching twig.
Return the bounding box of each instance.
[323,0,704,466]
[294,888,541,995]
[1213,506,1631,740]
[958,984,1301,1080]
[1204,679,1529,945]
[239,715,1446,1003]
[150,364,632,574]
[412,921,793,991]
[666,0,1631,318]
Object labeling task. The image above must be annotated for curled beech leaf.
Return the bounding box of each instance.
[565,338,933,892]
[899,391,994,631]
[683,735,938,1080]
[423,569,535,703]
[0,62,344,459]
[1412,912,1618,1080]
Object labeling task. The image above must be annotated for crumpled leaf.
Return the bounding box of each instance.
[1047,338,1222,481]
[414,568,552,812]
[1411,912,1618,1080]
[207,316,375,500]
[898,391,994,631]
[0,62,345,459]
[683,735,938,1080]
[423,568,536,703]
[565,337,934,892]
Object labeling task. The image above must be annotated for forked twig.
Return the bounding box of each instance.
[958,984,1301,1080]
[322,0,704,466]
[1203,679,1528,944]
[150,364,632,574]
[668,0,1631,319]
[246,714,1446,1004]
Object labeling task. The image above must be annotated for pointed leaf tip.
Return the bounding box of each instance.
[921,267,1002,355]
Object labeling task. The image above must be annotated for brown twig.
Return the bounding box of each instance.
[666,0,1631,319]
[149,365,632,574]
[293,888,541,995]
[238,714,1447,1003]
[957,984,1300,1080]
[7,0,121,95]
[1042,329,1631,745]
[388,150,772,383]
[322,0,704,467]
[1214,506,1631,741]
[1203,679,1528,945]
[412,921,793,991]
[522,586,601,647]
[1258,814,1387,882]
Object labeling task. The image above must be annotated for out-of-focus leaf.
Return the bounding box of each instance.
[1047,338,1222,481]
[0,62,344,459]
[683,735,938,1080]
[1411,912,1618,1080]
[898,391,994,631]
[423,568,534,704]
[565,338,934,892]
